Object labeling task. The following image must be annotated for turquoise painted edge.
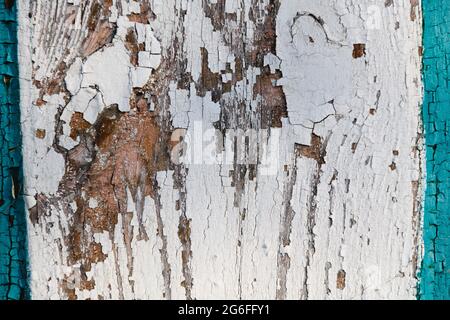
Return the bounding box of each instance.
[419,0,450,300]
[0,1,29,300]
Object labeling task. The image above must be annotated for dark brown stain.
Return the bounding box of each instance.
[178,214,193,298]
[30,1,115,110]
[28,205,38,226]
[3,74,11,87]
[35,61,68,99]
[4,0,14,10]
[127,1,156,24]
[351,142,358,153]
[196,50,245,104]
[69,112,91,140]
[35,129,46,139]
[88,242,107,264]
[177,72,193,90]
[197,47,222,102]
[33,0,294,298]
[352,44,366,59]
[389,162,397,171]
[411,180,420,276]
[61,270,96,300]
[253,67,287,128]
[35,98,47,107]
[31,0,190,299]
[124,28,140,66]
[81,1,116,57]
[198,0,286,131]
[28,194,51,227]
[202,0,226,31]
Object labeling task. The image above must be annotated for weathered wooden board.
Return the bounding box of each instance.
[17,0,423,299]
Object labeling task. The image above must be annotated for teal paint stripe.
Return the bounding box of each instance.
[420,0,450,300]
[0,1,29,300]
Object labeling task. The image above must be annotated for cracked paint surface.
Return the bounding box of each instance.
[0,0,28,300]
[16,0,424,299]
[420,0,450,300]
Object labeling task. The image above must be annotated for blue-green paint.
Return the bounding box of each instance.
[0,0,28,300]
[420,0,450,300]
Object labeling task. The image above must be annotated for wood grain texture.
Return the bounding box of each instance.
[18,0,424,299]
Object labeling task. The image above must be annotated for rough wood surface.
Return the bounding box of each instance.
[0,0,28,300]
[18,0,423,299]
